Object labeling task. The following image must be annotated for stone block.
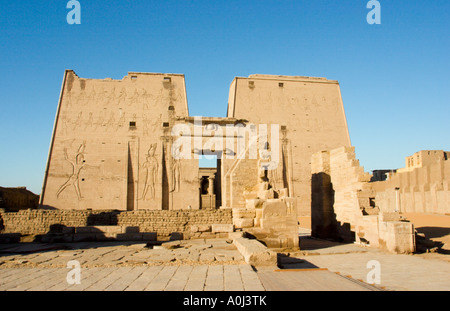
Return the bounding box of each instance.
[278,188,289,198]
[199,232,217,239]
[254,209,263,227]
[197,225,211,232]
[115,233,143,241]
[257,189,275,200]
[233,237,277,266]
[211,224,234,233]
[233,218,254,229]
[228,231,244,240]
[232,208,256,219]
[190,225,199,233]
[170,232,184,240]
[243,191,258,200]
[124,226,140,233]
[379,212,401,222]
[142,232,157,241]
[162,240,182,249]
[199,253,216,262]
[245,199,264,209]
[385,221,415,254]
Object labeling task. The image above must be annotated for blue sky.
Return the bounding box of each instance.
[0,0,449,194]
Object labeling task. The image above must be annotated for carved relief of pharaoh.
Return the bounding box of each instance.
[141,143,158,200]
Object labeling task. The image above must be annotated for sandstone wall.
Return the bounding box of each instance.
[311,147,415,253]
[371,157,450,215]
[228,75,351,216]
[0,187,39,211]
[0,209,232,241]
[41,70,199,211]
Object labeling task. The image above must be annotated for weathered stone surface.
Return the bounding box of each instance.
[311,147,418,254]
[0,209,232,242]
[233,218,254,229]
[162,241,181,250]
[257,189,275,200]
[228,232,244,240]
[232,208,256,219]
[245,199,264,209]
[211,224,234,233]
[199,253,216,262]
[233,237,277,266]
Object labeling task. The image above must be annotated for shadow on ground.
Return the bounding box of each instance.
[277,254,320,269]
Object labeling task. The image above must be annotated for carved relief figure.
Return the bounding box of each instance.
[140,143,158,200]
[72,112,83,131]
[107,87,116,104]
[105,112,116,131]
[171,146,182,193]
[128,88,140,106]
[76,89,86,106]
[117,111,126,129]
[84,112,93,130]
[93,111,105,131]
[56,142,87,200]
[117,87,127,105]
[87,88,96,105]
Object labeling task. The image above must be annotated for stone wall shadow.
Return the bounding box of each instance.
[416,227,450,240]
[86,210,119,226]
[0,212,4,232]
[277,254,321,269]
[311,172,354,244]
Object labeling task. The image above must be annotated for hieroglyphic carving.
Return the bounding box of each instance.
[72,112,83,131]
[64,91,73,108]
[117,87,127,105]
[87,88,96,105]
[107,87,116,104]
[56,142,87,200]
[94,111,105,131]
[117,111,126,129]
[142,114,149,136]
[128,88,140,106]
[105,112,116,131]
[60,114,70,135]
[171,146,181,193]
[140,143,159,200]
[84,112,93,130]
[76,89,86,106]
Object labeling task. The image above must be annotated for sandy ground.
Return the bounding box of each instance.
[402,213,450,247]
[298,216,311,230]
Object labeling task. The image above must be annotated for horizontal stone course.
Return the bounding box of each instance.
[0,209,233,242]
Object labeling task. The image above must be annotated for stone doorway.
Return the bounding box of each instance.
[198,153,222,209]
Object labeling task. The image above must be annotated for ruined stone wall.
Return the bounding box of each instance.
[0,187,39,211]
[311,147,415,253]
[311,146,370,241]
[0,209,232,240]
[228,75,351,216]
[371,157,450,215]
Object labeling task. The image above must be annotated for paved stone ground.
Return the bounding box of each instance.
[1,234,448,291]
[281,229,450,291]
[0,264,267,291]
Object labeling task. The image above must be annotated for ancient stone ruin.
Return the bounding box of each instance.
[30,71,351,250]
[2,70,447,254]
